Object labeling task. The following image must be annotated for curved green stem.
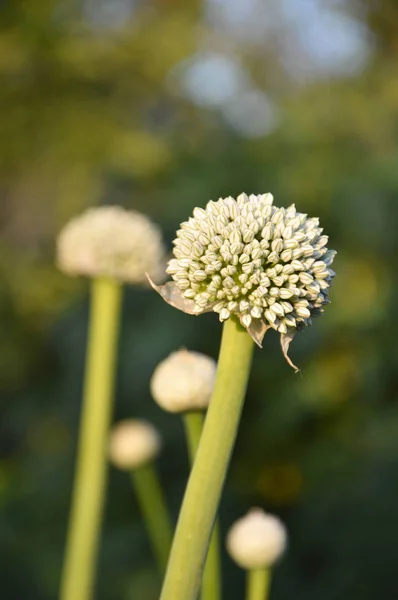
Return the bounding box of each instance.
[131,463,173,573]
[183,412,222,600]
[60,278,122,600]
[246,568,271,600]
[160,317,254,600]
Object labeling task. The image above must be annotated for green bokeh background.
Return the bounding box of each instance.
[1,1,398,598]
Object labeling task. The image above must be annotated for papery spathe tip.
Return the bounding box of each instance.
[146,274,214,315]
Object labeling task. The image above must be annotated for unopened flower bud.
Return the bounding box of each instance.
[150,349,216,413]
[57,206,166,284]
[108,419,161,470]
[226,508,287,569]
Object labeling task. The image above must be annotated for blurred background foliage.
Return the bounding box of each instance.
[1,0,398,598]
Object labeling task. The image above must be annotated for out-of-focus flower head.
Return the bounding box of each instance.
[149,193,336,370]
[226,508,287,570]
[57,206,166,284]
[150,349,216,413]
[108,419,161,470]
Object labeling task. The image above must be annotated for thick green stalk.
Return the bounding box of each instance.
[130,463,173,573]
[160,317,254,600]
[246,568,271,600]
[60,278,122,600]
[183,412,222,600]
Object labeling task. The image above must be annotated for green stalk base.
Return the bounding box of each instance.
[131,463,173,573]
[60,278,122,600]
[161,317,254,600]
[246,568,271,600]
[183,412,222,600]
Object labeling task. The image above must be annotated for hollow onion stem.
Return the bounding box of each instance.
[160,317,254,600]
[60,278,122,600]
[246,568,271,600]
[130,463,173,573]
[183,412,222,600]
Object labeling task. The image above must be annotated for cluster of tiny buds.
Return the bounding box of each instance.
[166,194,336,334]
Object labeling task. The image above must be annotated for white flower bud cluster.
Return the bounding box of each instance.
[150,349,216,413]
[226,508,287,570]
[57,206,166,284]
[108,419,161,470]
[166,194,336,334]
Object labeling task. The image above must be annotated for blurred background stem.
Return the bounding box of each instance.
[130,463,173,573]
[60,277,122,600]
[246,568,271,600]
[183,411,222,600]
[160,317,254,600]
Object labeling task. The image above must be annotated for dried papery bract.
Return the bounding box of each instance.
[57,205,166,284]
[149,193,336,371]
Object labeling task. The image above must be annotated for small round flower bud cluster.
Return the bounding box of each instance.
[166,194,336,334]
[108,419,161,470]
[150,349,216,413]
[57,206,166,284]
[226,508,287,570]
